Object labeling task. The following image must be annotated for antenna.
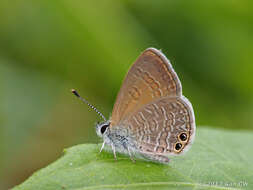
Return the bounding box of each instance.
[71,89,107,122]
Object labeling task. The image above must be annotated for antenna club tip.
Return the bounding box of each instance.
[71,89,107,121]
[71,89,80,97]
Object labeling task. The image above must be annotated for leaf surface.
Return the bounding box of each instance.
[14,128,253,190]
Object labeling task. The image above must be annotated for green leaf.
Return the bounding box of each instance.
[13,128,252,190]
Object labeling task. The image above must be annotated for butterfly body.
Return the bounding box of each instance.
[96,122,137,159]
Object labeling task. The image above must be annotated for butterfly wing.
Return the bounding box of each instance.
[121,96,195,155]
[111,48,182,126]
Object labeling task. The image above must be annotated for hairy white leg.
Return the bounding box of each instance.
[99,141,105,153]
[111,144,117,160]
[127,147,135,163]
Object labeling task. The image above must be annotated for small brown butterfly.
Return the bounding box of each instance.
[72,48,196,164]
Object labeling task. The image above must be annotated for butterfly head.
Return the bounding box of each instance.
[96,120,110,137]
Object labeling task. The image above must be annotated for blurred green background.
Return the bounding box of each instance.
[0,0,252,189]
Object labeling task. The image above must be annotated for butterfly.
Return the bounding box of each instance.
[72,48,195,164]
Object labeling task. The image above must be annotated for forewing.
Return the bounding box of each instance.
[111,48,182,126]
[121,96,195,155]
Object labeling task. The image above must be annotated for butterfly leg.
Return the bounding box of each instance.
[127,147,136,163]
[111,143,117,160]
[142,153,170,164]
[99,141,105,153]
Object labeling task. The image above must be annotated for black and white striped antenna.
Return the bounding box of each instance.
[71,89,107,122]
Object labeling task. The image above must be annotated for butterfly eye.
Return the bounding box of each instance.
[179,133,187,141]
[175,143,182,151]
[100,124,109,134]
